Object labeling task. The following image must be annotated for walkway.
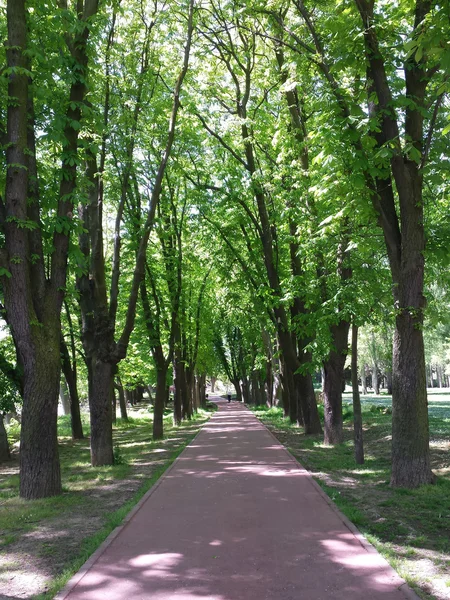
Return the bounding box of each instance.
[57,398,417,600]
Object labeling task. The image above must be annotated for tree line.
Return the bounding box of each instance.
[0,0,449,498]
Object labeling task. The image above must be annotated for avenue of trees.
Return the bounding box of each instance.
[0,0,449,497]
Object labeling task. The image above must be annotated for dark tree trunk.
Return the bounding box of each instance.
[0,416,11,462]
[89,360,114,466]
[19,342,62,499]
[323,319,350,445]
[124,388,133,407]
[153,366,167,440]
[232,378,242,402]
[354,0,434,488]
[391,311,434,486]
[185,368,194,418]
[295,370,323,434]
[115,379,128,421]
[111,384,117,425]
[351,324,364,464]
[198,374,207,408]
[241,377,250,404]
[210,376,216,393]
[386,370,393,395]
[173,357,183,425]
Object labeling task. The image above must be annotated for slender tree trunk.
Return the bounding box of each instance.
[61,339,84,439]
[59,381,71,416]
[153,366,167,440]
[361,364,367,394]
[89,360,114,466]
[185,368,194,417]
[0,416,11,462]
[115,380,128,421]
[323,319,350,445]
[373,362,379,394]
[437,365,443,388]
[210,376,216,393]
[351,324,364,464]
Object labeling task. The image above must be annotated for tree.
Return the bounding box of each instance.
[1,0,99,498]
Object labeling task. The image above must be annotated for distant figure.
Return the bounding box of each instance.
[227,394,231,403]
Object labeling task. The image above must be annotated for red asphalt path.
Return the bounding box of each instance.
[57,398,418,600]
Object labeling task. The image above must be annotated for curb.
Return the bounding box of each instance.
[251,408,422,600]
[54,413,213,600]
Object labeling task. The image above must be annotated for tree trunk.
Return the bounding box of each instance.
[373,362,379,394]
[391,312,434,487]
[361,364,367,394]
[323,319,350,445]
[153,366,167,440]
[111,385,117,425]
[210,376,216,393]
[115,380,128,421]
[241,377,250,404]
[60,338,84,439]
[199,374,207,408]
[351,324,364,464]
[295,371,323,434]
[89,360,114,466]
[185,368,194,417]
[0,416,11,462]
[19,343,62,499]
[437,365,443,388]
[59,381,71,416]
[386,370,393,395]
[232,378,242,402]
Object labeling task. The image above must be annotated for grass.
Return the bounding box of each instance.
[249,399,450,600]
[0,403,216,598]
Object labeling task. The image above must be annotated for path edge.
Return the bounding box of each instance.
[253,410,422,600]
[53,415,212,600]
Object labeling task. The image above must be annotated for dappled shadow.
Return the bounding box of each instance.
[63,402,407,600]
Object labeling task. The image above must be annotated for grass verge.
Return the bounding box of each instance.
[0,404,216,599]
[249,402,450,600]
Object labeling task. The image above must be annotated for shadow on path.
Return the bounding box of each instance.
[59,399,414,600]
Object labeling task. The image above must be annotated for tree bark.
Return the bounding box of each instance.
[153,366,167,440]
[351,324,364,464]
[0,415,11,462]
[19,339,62,498]
[372,362,379,394]
[323,319,350,445]
[115,379,128,421]
[89,360,114,466]
[391,311,434,486]
[60,337,84,439]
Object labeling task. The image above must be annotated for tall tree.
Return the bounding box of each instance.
[2,0,99,498]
